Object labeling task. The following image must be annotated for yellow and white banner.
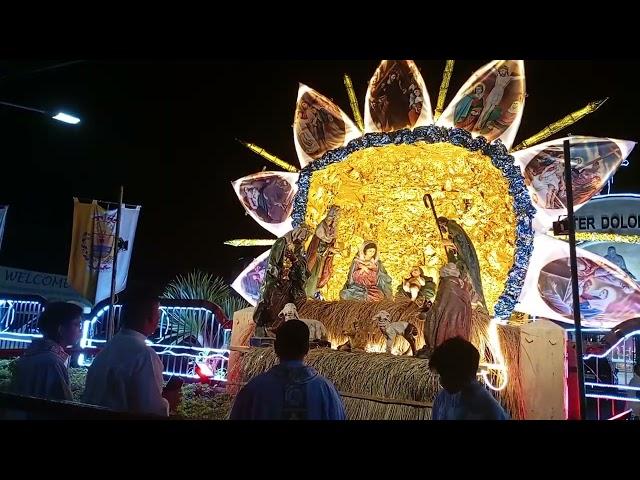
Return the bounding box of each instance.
[0,205,7,251]
[68,199,140,305]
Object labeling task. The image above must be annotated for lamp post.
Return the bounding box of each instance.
[0,100,80,124]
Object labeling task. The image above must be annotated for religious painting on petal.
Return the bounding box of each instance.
[537,256,640,324]
[438,60,525,148]
[514,136,636,231]
[523,139,625,209]
[517,234,640,329]
[364,60,433,133]
[293,84,360,168]
[232,172,298,236]
[231,250,270,306]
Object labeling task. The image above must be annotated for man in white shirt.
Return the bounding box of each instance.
[11,302,83,402]
[83,297,178,417]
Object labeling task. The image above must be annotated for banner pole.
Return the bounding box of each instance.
[107,186,124,340]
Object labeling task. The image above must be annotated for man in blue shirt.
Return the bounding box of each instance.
[230,319,345,420]
[429,337,509,420]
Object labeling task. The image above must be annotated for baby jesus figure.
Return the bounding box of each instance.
[402,266,427,301]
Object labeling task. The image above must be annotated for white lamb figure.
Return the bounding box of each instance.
[374,310,418,356]
[278,303,329,344]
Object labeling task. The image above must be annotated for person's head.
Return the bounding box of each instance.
[509,101,521,113]
[38,302,83,347]
[278,303,299,321]
[390,72,397,81]
[274,319,309,361]
[429,337,480,393]
[437,216,449,234]
[572,155,584,166]
[474,83,484,96]
[363,242,377,260]
[411,266,423,278]
[608,246,616,255]
[498,66,509,76]
[291,224,310,244]
[326,205,340,224]
[440,262,460,278]
[242,185,259,204]
[121,297,160,337]
[373,310,391,326]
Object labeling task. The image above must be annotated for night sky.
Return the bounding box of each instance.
[1,60,639,293]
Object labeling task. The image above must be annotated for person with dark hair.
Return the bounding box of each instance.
[230,319,345,420]
[429,337,508,420]
[11,302,83,401]
[83,297,177,416]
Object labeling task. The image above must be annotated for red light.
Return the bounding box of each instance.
[195,363,212,384]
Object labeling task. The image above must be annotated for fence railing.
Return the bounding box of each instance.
[0,295,46,350]
[0,296,232,382]
[568,328,640,420]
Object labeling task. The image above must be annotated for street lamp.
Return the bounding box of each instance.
[51,112,80,124]
[0,100,80,125]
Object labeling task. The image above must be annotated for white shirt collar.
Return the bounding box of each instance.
[119,328,149,344]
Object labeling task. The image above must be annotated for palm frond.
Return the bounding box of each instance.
[161,270,248,348]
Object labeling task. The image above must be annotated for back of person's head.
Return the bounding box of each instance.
[38,302,83,345]
[120,296,160,336]
[429,337,479,393]
[274,319,309,361]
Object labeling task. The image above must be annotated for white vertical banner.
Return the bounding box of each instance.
[68,199,141,305]
[0,205,7,251]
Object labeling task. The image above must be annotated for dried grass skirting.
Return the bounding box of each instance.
[469,311,525,419]
[494,326,526,420]
[299,299,425,352]
[241,348,438,420]
[242,299,526,419]
[227,326,256,395]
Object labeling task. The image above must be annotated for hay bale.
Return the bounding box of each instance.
[299,299,425,353]
[240,328,526,420]
[241,348,439,420]
[235,300,526,419]
[342,397,432,420]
